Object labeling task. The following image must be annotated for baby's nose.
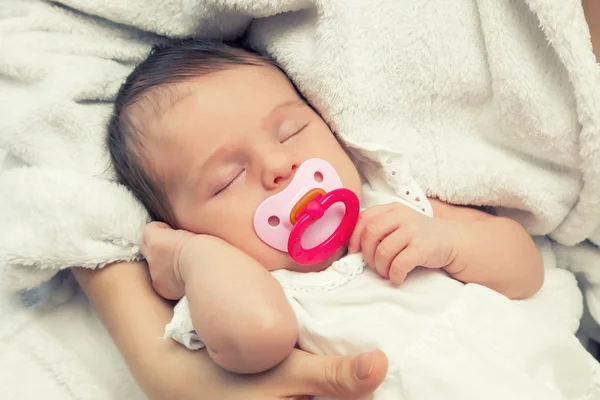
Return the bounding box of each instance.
[264,161,298,190]
[274,164,298,184]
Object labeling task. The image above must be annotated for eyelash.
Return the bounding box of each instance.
[215,170,244,195]
[281,123,308,143]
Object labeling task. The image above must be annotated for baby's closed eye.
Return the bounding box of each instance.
[279,120,309,142]
[214,169,245,195]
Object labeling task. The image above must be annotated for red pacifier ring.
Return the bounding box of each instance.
[287,188,360,265]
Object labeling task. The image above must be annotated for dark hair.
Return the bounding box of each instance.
[107,39,274,228]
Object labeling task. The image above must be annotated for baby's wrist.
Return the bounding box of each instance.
[176,234,229,285]
[441,221,468,275]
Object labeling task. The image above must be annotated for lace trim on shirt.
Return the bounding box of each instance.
[272,253,365,293]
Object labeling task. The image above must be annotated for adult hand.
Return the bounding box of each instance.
[166,348,388,400]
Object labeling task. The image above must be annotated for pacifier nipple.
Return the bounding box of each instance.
[253,159,360,266]
[290,188,326,224]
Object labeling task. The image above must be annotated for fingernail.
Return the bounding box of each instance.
[354,351,374,380]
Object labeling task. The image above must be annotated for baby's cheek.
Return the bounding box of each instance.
[261,247,294,271]
[232,230,286,270]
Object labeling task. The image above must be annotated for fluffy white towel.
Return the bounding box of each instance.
[1,0,599,317]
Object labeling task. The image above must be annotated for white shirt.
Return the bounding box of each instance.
[272,256,598,400]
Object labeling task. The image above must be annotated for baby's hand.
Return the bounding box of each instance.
[348,203,457,284]
[141,222,196,300]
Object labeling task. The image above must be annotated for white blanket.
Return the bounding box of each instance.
[1,0,599,295]
[0,0,599,395]
[0,0,598,282]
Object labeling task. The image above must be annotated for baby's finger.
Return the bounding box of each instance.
[348,208,379,254]
[153,221,172,230]
[141,225,156,256]
[389,246,422,285]
[348,204,393,253]
[361,216,400,269]
[146,221,172,233]
[374,229,409,279]
[143,222,172,244]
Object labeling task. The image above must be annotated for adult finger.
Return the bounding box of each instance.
[275,349,388,400]
[348,204,392,253]
[374,229,409,279]
[389,246,421,285]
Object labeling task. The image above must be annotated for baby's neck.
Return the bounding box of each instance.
[287,246,349,273]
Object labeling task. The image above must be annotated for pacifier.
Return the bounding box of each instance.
[253,158,360,266]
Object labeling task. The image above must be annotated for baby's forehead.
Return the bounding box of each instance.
[123,83,202,153]
[126,64,302,156]
[129,82,194,125]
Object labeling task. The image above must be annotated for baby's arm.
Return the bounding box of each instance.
[349,200,544,299]
[429,199,544,299]
[141,223,298,374]
[178,235,298,374]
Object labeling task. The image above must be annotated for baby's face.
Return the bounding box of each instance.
[139,64,361,271]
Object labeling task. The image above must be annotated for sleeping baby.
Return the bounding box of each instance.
[108,39,600,399]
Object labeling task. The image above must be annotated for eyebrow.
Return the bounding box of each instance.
[272,99,305,113]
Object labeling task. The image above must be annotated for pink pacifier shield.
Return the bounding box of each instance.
[253,159,346,253]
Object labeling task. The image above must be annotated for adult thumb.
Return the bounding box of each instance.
[282,349,388,400]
